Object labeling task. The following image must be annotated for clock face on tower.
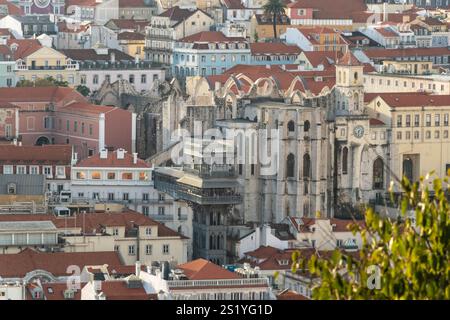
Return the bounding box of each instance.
[353,125,364,138]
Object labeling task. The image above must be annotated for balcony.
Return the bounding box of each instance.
[167,277,269,289]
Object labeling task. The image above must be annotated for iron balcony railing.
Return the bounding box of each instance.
[167,278,269,288]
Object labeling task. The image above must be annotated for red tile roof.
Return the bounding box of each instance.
[363,47,450,59]
[244,246,279,259]
[180,31,246,43]
[287,0,367,19]
[118,31,145,41]
[336,51,362,66]
[158,6,206,22]
[107,19,149,30]
[0,211,188,239]
[374,27,399,38]
[366,92,450,108]
[277,289,310,300]
[75,149,150,168]
[6,39,42,59]
[96,281,157,300]
[250,43,301,55]
[0,0,22,15]
[60,48,134,61]
[222,0,245,9]
[41,283,82,300]
[177,259,240,280]
[369,118,385,126]
[0,145,72,165]
[60,101,117,115]
[0,86,85,104]
[0,248,123,278]
[302,51,341,67]
[65,0,97,8]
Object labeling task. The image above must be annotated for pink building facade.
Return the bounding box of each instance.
[0,87,136,159]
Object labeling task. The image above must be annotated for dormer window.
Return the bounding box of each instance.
[7,183,16,194]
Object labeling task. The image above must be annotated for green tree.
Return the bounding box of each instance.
[292,173,450,299]
[76,85,91,97]
[263,0,286,40]
[16,76,68,87]
[254,30,259,43]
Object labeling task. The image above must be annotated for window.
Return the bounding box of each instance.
[91,171,101,179]
[30,166,39,175]
[342,147,348,175]
[146,245,152,255]
[397,115,402,127]
[406,131,410,140]
[108,193,115,201]
[123,193,129,201]
[397,131,402,140]
[303,154,311,178]
[141,74,146,83]
[114,245,120,252]
[107,172,116,180]
[304,120,310,132]
[128,245,135,255]
[251,164,255,175]
[414,114,420,127]
[93,75,99,84]
[286,153,295,178]
[162,244,169,254]
[287,120,295,132]
[74,121,78,132]
[142,206,149,215]
[129,75,134,84]
[122,172,133,180]
[3,165,13,174]
[435,130,440,139]
[139,172,148,180]
[405,115,411,127]
[445,114,449,126]
[43,166,52,177]
[444,130,448,138]
[414,131,419,139]
[16,166,26,174]
[145,227,152,235]
[7,183,16,194]
[158,193,165,201]
[426,114,431,126]
[112,228,119,236]
[158,207,165,215]
[426,130,431,139]
[56,166,65,178]
[89,124,93,135]
[76,171,86,179]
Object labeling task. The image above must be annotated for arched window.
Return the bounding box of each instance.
[7,183,16,194]
[342,147,348,174]
[304,120,310,132]
[287,120,295,132]
[403,158,413,182]
[209,234,214,250]
[354,92,359,111]
[303,154,311,179]
[286,153,295,178]
[373,158,384,189]
[354,71,358,81]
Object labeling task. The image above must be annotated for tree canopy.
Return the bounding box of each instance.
[292,173,450,299]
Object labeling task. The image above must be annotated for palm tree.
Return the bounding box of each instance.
[263,0,287,40]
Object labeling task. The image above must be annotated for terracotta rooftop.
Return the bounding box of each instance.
[0,211,188,239]
[375,27,399,38]
[41,283,82,300]
[65,0,97,8]
[158,6,206,22]
[250,42,301,55]
[222,0,245,9]
[96,281,157,300]
[287,0,368,19]
[0,86,85,104]
[302,51,341,67]
[0,0,22,15]
[59,101,117,115]
[369,118,385,126]
[0,248,123,278]
[75,149,150,168]
[118,31,145,41]
[180,31,246,43]
[244,246,280,259]
[363,47,450,59]
[365,92,450,108]
[336,51,362,66]
[60,48,134,61]
[277,289,310,300]
[6,39,42,59]
[177,258,240,280]
[0,145,72,165]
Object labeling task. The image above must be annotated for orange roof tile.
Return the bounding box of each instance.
[177,259,240,280]
[75,149,150,168]
[0,145,72,165]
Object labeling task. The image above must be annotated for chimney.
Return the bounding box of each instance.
[214,81,221,91]
[116,148,125,159]
[100,148,108,159]
[132,152,138,164]
[110,51,115,63]
[135,261,141,277]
